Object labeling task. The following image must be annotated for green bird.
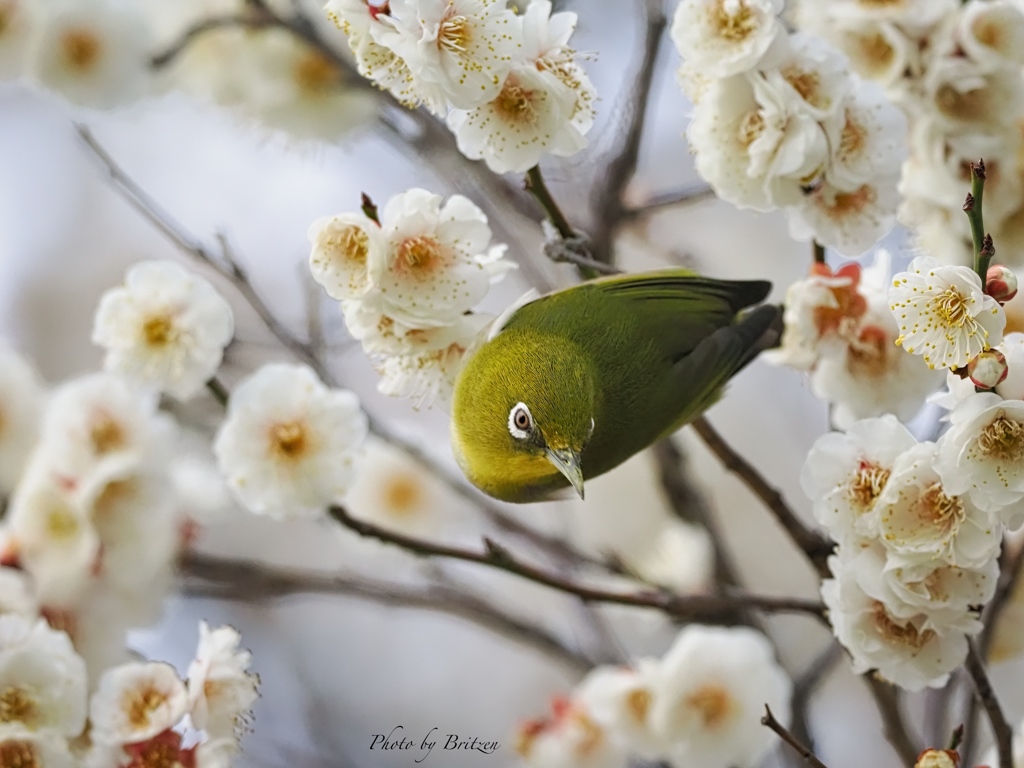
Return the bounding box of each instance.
[450,269,781,503]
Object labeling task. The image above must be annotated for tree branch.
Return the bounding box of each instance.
[621,183,716,221]
[863,676,922,766]
[964,640,1014,768]
[788,643,842,755]
[587,0,668,266]
[327,505,827,624]
[690,416,833,576]
[179,551,592,672]
[762,705,829,768]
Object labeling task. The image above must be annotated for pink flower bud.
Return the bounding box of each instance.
[914,750,959,768]
[986,264,1018,303]
[968,349,1009,390]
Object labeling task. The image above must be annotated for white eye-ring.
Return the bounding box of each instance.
[508,402,533,440]
[588,417,595,437]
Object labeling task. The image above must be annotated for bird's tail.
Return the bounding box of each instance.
[733,303,785,373]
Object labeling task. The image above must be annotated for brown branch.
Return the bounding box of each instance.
[788,643,842,755]
[327,505,827,623]
[864,676,922,766]
[180,551,592,672]
[690,415,833,577]
[761,705,830,768]
[965,640,1014,768]
[621,183,716,221]
[588,0,668,266]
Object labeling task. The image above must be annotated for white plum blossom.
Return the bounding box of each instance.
[373,0,519,110]
[822,556,969,691]
[92,260,234,401]
[448,0,595,173]
[375,189,505,328]
[800,414,917,546]
[763,34,851,121]
[788,175,901,256]
[889,256,1006,370]
[26,0,153,109]
[90,661,188,745]
[0,615,88,736]
[670,0,785,78]
[515,696,626,768]
[0,343,44,495]
[0,727,76,768]
[958,0,1024,71]
[876,441,1001,568]
[0,0,34,80]
[629,520,714,595]
[0,568,39,620]
[308,211,387,302]
[935,392,1024,525]
[213,363,368,519]
[573,663,662,759]
[187,623,259,741]
[824,81,906,192]
[648,626,791,768]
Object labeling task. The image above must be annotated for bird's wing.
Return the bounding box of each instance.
[504,269,772,363]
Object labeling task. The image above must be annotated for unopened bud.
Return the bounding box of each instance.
[986,264,1018,303]
[915,749,959,768]
[968,349,1009,390]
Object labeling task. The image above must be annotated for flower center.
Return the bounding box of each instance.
[711,0,757,42]
[978,416,1024,462]
[46,505,80,542]
[61,28,102,72]
[382,473,423,517]
[626,689,651,724]
[124,686,168,730]
[847,325,890,378]
[936,83,988,123]
[820,185,877,219]
[838,110,867,163]
[494,77,537,125]
[143,315,176,348]
[974,16,1003,49]
[294,50,341,96]
[90,413,126,455]
[848,461,890,508]
[737,110,765,147]
[871,602,934,648]
[439,13,471,53]
[0,741,39,768]
[327,225,369,267]
[396,236,446,276]
[684,684,733,729]
[0,687,36,727]
[850,30,895,76]
[568,710,604,757]
[930,287,974,328]
[784,68,828,111]
[269,421,308,460]
[918,483,965,531]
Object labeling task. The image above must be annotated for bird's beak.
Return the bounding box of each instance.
[545,447,585,500]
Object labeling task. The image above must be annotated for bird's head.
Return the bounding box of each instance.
[452,330,596,501]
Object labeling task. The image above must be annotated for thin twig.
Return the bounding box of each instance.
[690,416,833,576]
[964,640,1014,768]
[327,505,827,623]
[761,705,830,768]
[588,0,668,266]
[864,675,922,766]
[180,551,592,672]
[205,377,230,407]
[788,643,843,753]
[621,183,716,221]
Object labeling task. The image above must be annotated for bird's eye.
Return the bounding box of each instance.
[508,402,534,440]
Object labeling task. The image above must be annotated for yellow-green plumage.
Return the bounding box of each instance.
[451,269,780,503]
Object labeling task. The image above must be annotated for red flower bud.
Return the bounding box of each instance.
[986,264,1018,303]
[968,349,1009,390]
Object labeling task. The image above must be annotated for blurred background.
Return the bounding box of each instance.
[3,0,1011,766]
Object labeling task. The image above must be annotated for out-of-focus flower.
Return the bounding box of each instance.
[27,0,153,109]
[822,557,968,691]
[787,175,900,256]
[629,520,713,595]
[0,568,38,619]
[187,623,258,741]
[958,0,1024,70]
[515,695,626,768]
[308,212,387,302]
[823,81,906,192]
[573,663,662,759]
[0,0,33,81]
[876,441,1001,568]
[889,256,1005,370]
[92,260,234,401]
[213,363,368,519]
[90,661,188,745]
[800,414,917,546]
[374,0,519,110]
[766,262,866,370]
[0,343,44,495]
[0,727,75,768]
[671,0,785,78]
[0,615,88,736]
[648,626,791,768]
